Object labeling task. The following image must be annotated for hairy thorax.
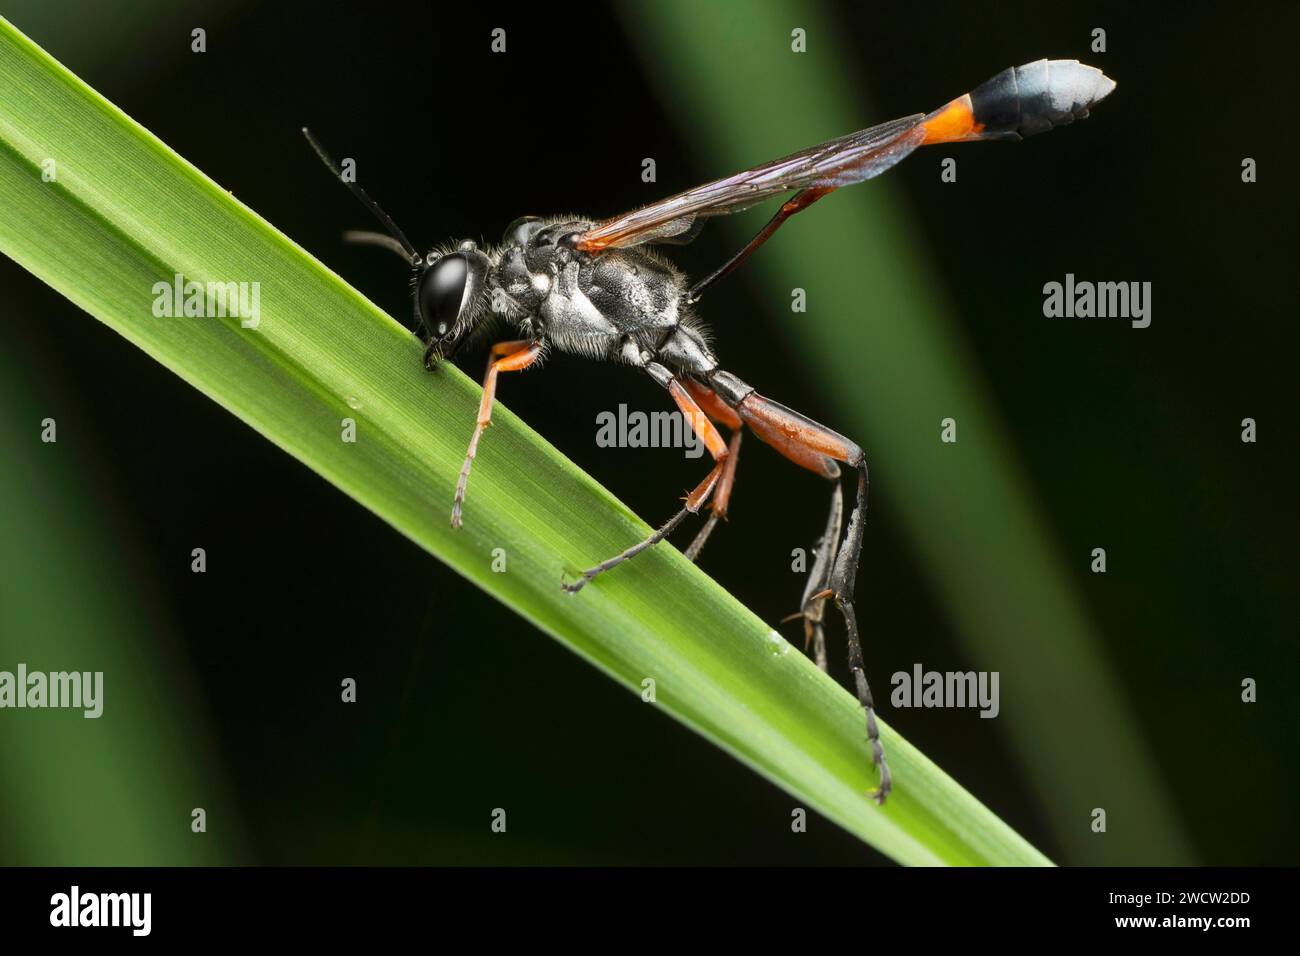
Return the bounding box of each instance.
[491,217,716,374]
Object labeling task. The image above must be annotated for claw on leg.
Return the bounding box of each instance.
[562,505,693,594]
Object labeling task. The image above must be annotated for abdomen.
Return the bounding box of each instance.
[969,58,1116,139]
[921,58,1116,144]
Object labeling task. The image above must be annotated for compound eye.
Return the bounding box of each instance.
[419,253,468,338]
[502,215,543,247]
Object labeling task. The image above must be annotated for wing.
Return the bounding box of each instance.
[574,113,927,253]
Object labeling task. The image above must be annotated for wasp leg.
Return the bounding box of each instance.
[831,460,886,804]
[683,429,742,562]
[703,376,841,672]
[563,364,730,594]
[451,340,542,529]
[706,370,890,804]
[794,480,844,674]
[685,187,832,305]
[680,379,744,563]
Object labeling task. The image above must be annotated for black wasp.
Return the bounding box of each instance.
[306,58,1115,803]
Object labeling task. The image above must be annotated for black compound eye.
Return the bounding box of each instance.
[502,215,543,248]
[419,253,468,338]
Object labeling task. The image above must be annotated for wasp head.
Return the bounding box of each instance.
[417,240,493,366]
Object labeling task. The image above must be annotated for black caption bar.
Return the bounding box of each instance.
[0,866,1283,943]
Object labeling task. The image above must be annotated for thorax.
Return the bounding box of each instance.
[492,218,688,338]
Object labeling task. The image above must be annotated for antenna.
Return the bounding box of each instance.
[342,230,414,261]
[301,127,418,262]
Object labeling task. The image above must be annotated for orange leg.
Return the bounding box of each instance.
[681,379,744,562]
[563,369,731,594]
[451,340,542,528]
[683,378,742,429]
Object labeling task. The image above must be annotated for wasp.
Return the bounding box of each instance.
[306,58,1115,804]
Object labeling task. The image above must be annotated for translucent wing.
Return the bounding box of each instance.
[574,114,927,253]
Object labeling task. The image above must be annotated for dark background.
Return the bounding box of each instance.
[1,0,1296,865]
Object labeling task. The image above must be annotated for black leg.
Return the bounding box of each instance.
[798,479,843,674]
[562,506,693,595]
[828,458,890,804]
[709,373,890,804]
